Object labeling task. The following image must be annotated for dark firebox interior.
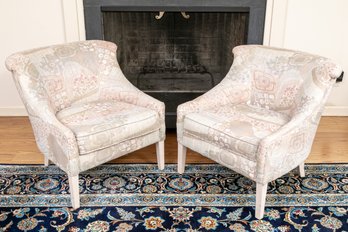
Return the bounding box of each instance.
[103,11,249,127]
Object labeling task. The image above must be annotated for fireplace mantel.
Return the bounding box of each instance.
[83,0,266,44]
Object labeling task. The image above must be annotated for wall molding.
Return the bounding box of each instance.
[262,0,273,46]
[1,106,347,117]
[61,0,86,42]
[266,0,288,47]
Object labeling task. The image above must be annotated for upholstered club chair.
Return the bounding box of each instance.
[177,45,342,219]
[6,40,165,209]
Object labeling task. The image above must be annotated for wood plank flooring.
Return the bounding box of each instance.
[0,116,347,164]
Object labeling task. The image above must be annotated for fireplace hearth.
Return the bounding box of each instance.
[84,0,267,128]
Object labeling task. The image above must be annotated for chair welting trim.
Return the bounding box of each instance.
[6,40,166,208]
[177,45,342,219]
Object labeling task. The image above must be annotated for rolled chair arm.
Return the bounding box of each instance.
[117,88,166,139]
[97,42,166,124]
[177,79,250,141]
[255,57,342,184]
[10,73,80,165]
[99,67,166,137]
[40,113,79,160]
[123,88,166,123]
[27,104,79,159]
[176,46,253,141]
[256,107,321,183]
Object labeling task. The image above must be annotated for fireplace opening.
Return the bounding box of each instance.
[83,0,266,127]
[102,11,248,127]
[103,12,248,93]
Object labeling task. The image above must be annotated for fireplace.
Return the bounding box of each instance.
[84,0,267,128]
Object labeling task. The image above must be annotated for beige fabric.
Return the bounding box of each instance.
[78,130,161,172]
[183,104,290,161]
[183,135,258,180]
[5,40,166,176]
[57,100,161,155]
[177,45,342,184]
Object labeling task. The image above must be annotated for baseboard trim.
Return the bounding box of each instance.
[323,106,348,116]
[0,106,347,117]
[0,107,27,116]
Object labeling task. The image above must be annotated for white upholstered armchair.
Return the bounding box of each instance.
[177,45,342,219]
[6,40,165,208]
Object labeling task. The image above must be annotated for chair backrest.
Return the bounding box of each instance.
[6,40,118,112]
[232,45,341,116]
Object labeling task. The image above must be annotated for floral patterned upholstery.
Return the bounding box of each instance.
[5,40,166,208]
[177,45,342,219]
[57,100,161,155]
[183,104,290,161]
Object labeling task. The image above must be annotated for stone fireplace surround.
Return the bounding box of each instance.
[83,0,266,128]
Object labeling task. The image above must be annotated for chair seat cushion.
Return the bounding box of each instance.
[183,104,290,160]
[57,100,161,155]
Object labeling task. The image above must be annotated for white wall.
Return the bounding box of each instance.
[0,0,84,115]
[0,0,347,115]
[266,0,348,115]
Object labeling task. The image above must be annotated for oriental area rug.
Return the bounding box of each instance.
[0,164,347,231]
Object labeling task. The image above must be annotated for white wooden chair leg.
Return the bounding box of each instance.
[44,156,50,166]
[68,175,80,209]
[255,182,268,219]
[299,162,305,177]
[156,141,165,170]
[178,143,187,174]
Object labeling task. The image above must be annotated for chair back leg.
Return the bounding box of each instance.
[178,143,187,174]
[68,175,80,209]
[255,182,268,219]
[299,162,306,177]
[156,141,165,170]
[44,156,51,166]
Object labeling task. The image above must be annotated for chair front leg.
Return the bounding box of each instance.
[255,182,268,219]
[44,156,51,166]
[178,143,187,174]
[68,175,80,209]
[156,141,165,170]
[299,162,305,177]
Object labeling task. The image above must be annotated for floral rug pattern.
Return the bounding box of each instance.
[0,164,347,231]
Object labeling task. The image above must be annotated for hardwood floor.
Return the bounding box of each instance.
[0,116,347,164]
